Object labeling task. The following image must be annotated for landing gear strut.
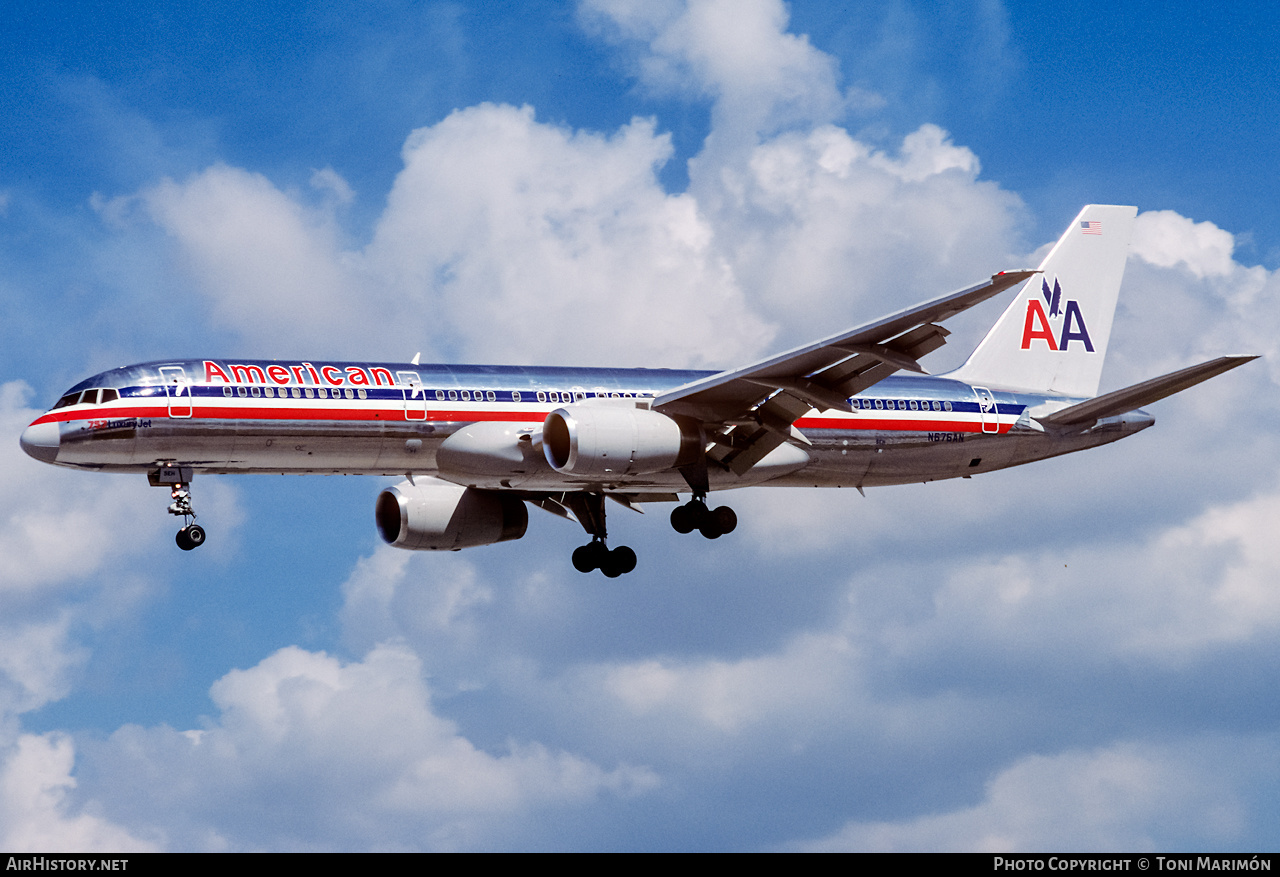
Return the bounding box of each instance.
[563,493,637,577]
[150,467,205,551]
[670,497,737,539]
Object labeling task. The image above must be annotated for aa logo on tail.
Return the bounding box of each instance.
[1020,278,1094,352]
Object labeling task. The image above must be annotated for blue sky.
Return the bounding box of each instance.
[3,0,1280,852]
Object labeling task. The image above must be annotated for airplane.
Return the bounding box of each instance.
[19,205,1256,576]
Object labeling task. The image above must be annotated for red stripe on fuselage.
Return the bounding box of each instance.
[32,406,169,425]
[795,414,1008,434]
[35,401,1009,434]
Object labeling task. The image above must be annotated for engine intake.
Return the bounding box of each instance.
[542,405,701,477]
[376,477,528,551]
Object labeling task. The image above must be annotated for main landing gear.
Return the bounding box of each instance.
[572,539,637,578]
[563,493,637,577]
[671,453,737,539]
[169,483,206,551]
[670,496,737,539]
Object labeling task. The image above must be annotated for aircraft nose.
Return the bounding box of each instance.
[19,420,60,463]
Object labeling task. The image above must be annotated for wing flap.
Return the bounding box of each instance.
[1036,355,1258,427]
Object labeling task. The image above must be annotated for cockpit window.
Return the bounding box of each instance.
[100,388,118,403]
[53,393,78,409]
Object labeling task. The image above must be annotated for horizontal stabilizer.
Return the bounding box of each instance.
[1036,355,1258,427]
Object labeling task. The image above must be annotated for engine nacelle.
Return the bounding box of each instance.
[375,477,528,551]
[542,405,701,477]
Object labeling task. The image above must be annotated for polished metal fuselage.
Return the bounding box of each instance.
[24,358,1154,493]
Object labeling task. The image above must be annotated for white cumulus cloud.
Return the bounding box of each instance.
[793,741,1248,852]
[0,734,157,852]
[78,643,656,850]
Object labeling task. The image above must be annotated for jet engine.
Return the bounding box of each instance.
[375,477,528,551]
[542,405,702,478]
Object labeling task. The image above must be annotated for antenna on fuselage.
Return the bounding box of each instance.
[411,352,421,365]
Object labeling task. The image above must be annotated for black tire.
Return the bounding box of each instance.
[611,546,637,575]
[176,528,195,551]
[572,544,597,573]
[587,541,609,567]
[699,518,722,539]
[186,524,206,547]
[670,505,695,534]
[712,506,737,535]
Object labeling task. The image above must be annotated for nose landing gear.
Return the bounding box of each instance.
[169,484,205,551]
[150,466,205,551]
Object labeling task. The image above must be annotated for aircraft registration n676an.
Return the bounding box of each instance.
[20,206,1256,576]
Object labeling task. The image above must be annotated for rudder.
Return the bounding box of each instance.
[949,204,1137,398]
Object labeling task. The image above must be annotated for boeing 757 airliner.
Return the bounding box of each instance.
[20,206,1255,575]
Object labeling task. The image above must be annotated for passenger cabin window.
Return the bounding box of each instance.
[512,390,522,402]
[537,391,547,403]
[358,389,367,399]
[223,386,233,397]
[486,390,496,402]
[944,401,953,411]
[435,390,444,401]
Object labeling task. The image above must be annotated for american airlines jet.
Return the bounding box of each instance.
[20,206,1255,576]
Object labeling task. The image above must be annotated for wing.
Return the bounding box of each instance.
[653,270,1038,475]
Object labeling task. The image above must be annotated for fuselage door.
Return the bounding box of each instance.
[398,371,426,421]
[160,366,193,418]
[973,385,999,434]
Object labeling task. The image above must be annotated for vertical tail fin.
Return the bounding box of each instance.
[950,204,1137,398]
